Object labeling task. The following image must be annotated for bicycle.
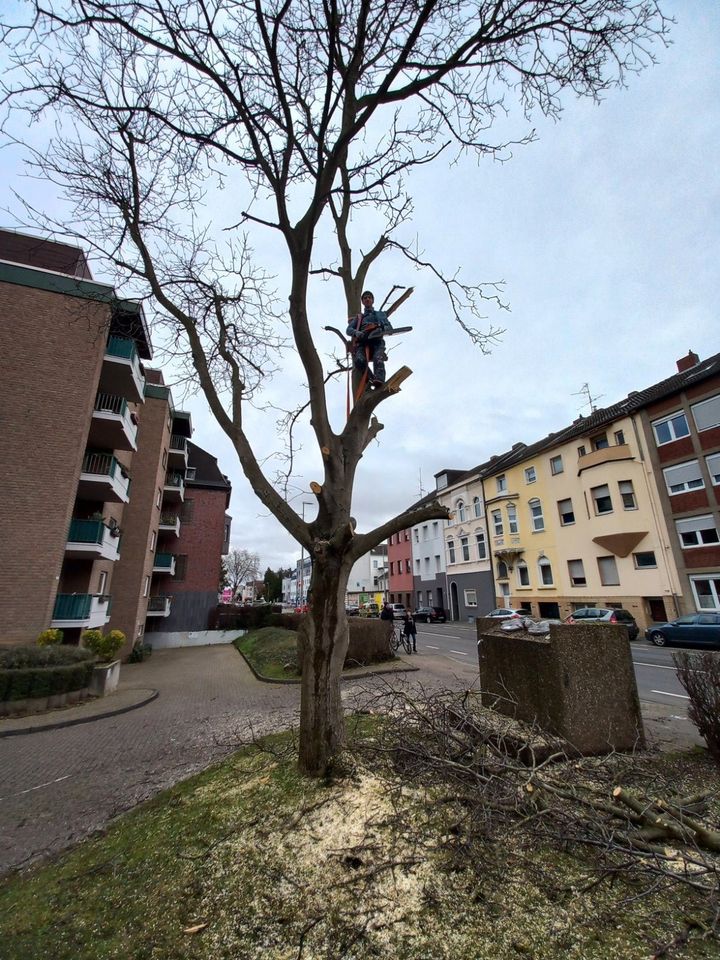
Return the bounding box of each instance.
[389,624,411,655]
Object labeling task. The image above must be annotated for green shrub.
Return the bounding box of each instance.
[81,629,126,663]
[36,628,64,647]
[0,645,95,702]
[673,650,720,765]
[127,642,153,664]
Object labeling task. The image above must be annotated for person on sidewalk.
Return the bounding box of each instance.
[403,612,417,653]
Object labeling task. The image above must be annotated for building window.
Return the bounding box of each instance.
[491,509,503,536]
[475,531,487,560]
[652,411,690,445]
[577,445,586,457]
[690,576,720,611]
[633,551,657,569]
[417,591,423,606]
[663,460,705,495]
[507,503,518,534]
[618,480,637,510]
[524,466,536,484]
[406,559,411,574]
[424,557,430,574]
[567,559,586,587]
[591,484,613,515]
[185,467,197,480]
[143,575,150,597]
[389,561,394,576]
[415,558,421,572]
[435,554,441,572]
[150,530,156,552]
[456,500,466,522]
[497,560,508,580]
[162,449,167,468]
[156,488,162,509]
[460,536,470,562]
[473,496,482,518]
[404,531,410,541]
[597,555,620,586]
[517,561,530,587]
[614,430,625,446]
[529,498,544,531]
[496,475,507,493]
[538,557,553,585]
[675,515,720,548]
[549,455,563,476]
[557,498,575,526]
[414,529,419,542]
[98,570,108,594]
[432,521,439,536]
[691,394,720,433]
[706,453,720,486]
[422,525,428,540]
[591,433,609,450]
[464,589,477,608]
[447,539,456,563]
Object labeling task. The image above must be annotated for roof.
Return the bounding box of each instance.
[441,350,720,483]
[187,442,232,495]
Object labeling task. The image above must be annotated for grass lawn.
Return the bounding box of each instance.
[234,626,300,680]
[1,712,718,960]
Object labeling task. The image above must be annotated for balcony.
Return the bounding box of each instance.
[87,393,138,452]
[152,552,177,576]
[163,472,185,502]
[577,443,633,474]
[77,452,131,503]
[159,513,181,537]
[100,335,145,403]
[168,434,189,469]
[146,595,172,618]
[51,593,112,629]
[493,534,524,550]
[65,519,121,561]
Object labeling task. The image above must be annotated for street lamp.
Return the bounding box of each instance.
[299,500,313,606]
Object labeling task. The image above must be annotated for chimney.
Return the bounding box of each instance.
[677,350,700,373]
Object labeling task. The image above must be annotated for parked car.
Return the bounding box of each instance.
[389,603,407,619]
[646,613,720,648]
[345,605,360,616]
[564,607,639,641]
[483,608,527,620]
[412,606,447,623]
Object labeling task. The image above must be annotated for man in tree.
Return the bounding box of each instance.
[346,291,393,388]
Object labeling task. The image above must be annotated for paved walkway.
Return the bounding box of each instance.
[0,645,702,878]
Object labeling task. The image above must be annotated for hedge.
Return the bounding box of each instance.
[0,646,96,702]
[210,604,285,631]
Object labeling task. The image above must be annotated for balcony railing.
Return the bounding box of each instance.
[107,335,138,361]
[165,473,184,487]
[68,519,105,544]
[90,393,138,451]
[52,593,112,626]
[80,452,132,502]
[170,435,187,452]
[146,595,172,617]
[95,393,128,416]
[153,552,176,575]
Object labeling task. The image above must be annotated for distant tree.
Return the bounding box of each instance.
[223,549,261,602]
[2,0,669,775]
[264,566,292,602]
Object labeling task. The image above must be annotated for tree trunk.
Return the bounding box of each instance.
[297,552,351,777]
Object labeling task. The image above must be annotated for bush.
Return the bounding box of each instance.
[0,645,95,702]
[127,642,153,664]
[36,628,64,647]
[673,649,720,764]
[81,629,126,663]
[212,604,285,631]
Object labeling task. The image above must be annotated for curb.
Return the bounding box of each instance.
[234,648,419,685]
[0,688,159,738]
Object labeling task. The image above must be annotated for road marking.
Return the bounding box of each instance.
[0,774,71,802]
[651,690,690,700]
[450,650,468,656]
[418,632,462,640]
[633,662,677,670]
[425,644,440,650]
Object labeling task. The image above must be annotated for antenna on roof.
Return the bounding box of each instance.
[573,382,603,414]
[418,468,426,498]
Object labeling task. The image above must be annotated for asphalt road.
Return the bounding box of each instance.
[413,621,690,709]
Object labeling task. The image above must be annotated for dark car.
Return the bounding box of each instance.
[646,613,720,648]
[412,606,447,623]
[565,607,639,641]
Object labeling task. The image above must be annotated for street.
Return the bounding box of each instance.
[414,621,690,708]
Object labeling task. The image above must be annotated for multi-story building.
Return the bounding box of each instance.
[478,350,720,628]
[409,492,449,614]
[0,229,230,652]
[434,467,495,620]
[387,528,413,609]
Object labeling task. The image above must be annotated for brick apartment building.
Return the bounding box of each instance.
[387,528,413,608]
[0,228,231,654]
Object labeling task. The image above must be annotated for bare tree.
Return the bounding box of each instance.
[1,0,670,775]
[223,549,261,602]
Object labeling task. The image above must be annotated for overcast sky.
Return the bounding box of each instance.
[3,2,719,572]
